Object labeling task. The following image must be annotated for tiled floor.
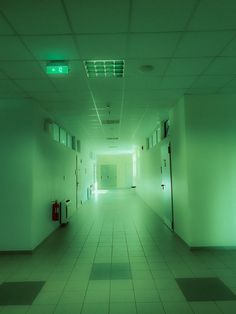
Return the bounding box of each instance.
[1,189,236,313]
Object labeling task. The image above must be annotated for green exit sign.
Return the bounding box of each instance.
[46,64,69,74]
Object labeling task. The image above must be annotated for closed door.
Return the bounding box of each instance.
[161,140,174,230]
[75,155,81,208]
[100,164,117,189]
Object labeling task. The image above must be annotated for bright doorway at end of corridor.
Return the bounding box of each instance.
[96,153,134,191]
[100,164,117,189]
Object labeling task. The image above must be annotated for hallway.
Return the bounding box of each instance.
[1,190,236,313]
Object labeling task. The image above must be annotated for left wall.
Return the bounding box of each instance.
[0,100,33,250]
[0,100,79,251]
[31,104,77,249]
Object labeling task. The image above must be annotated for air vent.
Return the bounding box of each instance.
[107,137,119,140]
[102,119,120,125]
[84,60,124,78]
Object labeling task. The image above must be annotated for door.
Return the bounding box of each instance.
[161,139,174,230]
[100,164,117,189]
[75,155,81,208]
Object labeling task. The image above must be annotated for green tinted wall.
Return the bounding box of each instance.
[171,94,236,247]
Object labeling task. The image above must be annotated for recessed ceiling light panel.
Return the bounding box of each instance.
[84,60,124,78]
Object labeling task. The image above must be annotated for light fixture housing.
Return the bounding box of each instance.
[46,61,69,75]
[84,60,124,78]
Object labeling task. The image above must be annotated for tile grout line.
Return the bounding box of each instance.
[50,214,96,314]
[79,213,108,314]
[123,216,139,314]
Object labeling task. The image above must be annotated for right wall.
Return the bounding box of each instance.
[171,94,236,247]
[137,94,236,248]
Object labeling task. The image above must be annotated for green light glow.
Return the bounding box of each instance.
[84,60,124,78]
[46,64,69,75]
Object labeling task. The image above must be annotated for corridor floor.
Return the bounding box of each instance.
[1,189,236,313]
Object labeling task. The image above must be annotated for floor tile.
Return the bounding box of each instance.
[2,191,236,314]
[0,282,45,306]
[136,302,165,314]
[0,306,29,313]
[189,301,222,313]
[158,288,186,302]
[215,300,236,313]
[90,263,132,280]
[162,301,194,314]
[54,303,83,314]
[176,277,236,301]
[110,302,137,314]
[134,289,160,302]
[81,302,109,314]
[110,289,135,303]
[27,304,56,313]
[89,263,111,280]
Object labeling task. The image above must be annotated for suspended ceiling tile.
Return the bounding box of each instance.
[218,87,236,94]
[191,75,234,89]
[76,34,127,59]
[89,79,123,92]
[131,0,197,32]
[127,33,181,58]
[220,36,236,56]
[22,35,79,61]
[148,98,179,109]
[14,79,56,92]
[64,0,130,33]
[67,61,88,78]
[175,31,236,58]
[166,58,212,75]
[188,0,236,31]
[58,91,93,104]
[0,36,33,60]
[92,91,123,103]
[187,87,220,94]
[124,90,182,105]
[125,76,162,90]
[122,107,148,116]
[159,76,196,89]
[51,77,89,92]
[0,14,15,34]
[27,92,61,102]
[0,80,22,92]
[204,57,236,75]
[1,0,70,34]
[125,59,170,77]
[0,70,9,79]
[0,61,45,79]
[223,78,236,88]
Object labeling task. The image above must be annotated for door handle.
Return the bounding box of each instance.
[161,184,165,190]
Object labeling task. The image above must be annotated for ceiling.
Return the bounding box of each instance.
[0,0,236,153]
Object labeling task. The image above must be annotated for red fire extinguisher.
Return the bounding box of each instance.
[52,200,60,221]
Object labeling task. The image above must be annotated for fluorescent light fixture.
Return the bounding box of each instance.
[84,60,124,78]
[46,61,69,75]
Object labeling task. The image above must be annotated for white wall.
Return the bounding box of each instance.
[0,100,33,250]
[96,154,133,189]
[170,98,191,245]
[137,94,236,248]
[171,94,236,247]
[136,145,163,218]
[0,100,94,251]
[79,148,95,203]
[31,105,77,249]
